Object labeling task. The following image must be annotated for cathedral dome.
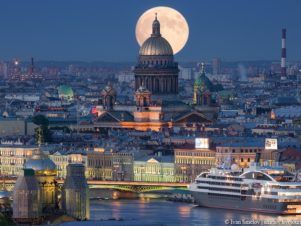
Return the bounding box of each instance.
[139,37,173,56]
[24,149,56,171]
[58,85,74,101]
[139,14,173,56]
[194,63,214,92]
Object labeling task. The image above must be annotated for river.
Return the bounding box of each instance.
[61,198,301,226]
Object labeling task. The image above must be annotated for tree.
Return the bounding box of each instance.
[32,115,52,143]
[32,115,49,127]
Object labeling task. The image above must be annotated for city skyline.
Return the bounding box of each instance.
[1,2,301,224]
[0,0,300,62]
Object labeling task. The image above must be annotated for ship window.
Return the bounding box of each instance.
[243,172,272,181]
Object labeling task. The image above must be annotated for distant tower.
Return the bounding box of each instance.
[3,62,8,79]
[11,58,21,80]
[13,168,42,224]
[135,82,152,109]
[212,57,221,75]
[63,164,90,220]
[281,28,287,80]
[193,63,212,106]
[101,82,116,110]
[29,57,34,75]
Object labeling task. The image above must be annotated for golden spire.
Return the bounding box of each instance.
[152,12,161,37]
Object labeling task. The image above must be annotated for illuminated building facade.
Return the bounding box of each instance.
[86,151,133,181]
[133,156,175,182]
[0,145,36,176]
[174,147,216,182]
[216,144,265,168]
[49,152,87,179]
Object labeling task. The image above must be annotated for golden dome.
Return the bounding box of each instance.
[24,149,56,171]
[139,14,173,56]
[139,37,173,56]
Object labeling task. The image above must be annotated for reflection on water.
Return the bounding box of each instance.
[63,198,301,226]
[178,205,190,218]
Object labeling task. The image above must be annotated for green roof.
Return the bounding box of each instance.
[57,85,74,100]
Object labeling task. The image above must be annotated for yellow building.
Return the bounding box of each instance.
[174,147,216,182]
[0,145,36,176]
[216,143,264,168]
[87,151,133,181]
[49,152,87,179]
[134,156,175,182]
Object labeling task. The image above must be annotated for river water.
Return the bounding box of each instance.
[61,198,301,226]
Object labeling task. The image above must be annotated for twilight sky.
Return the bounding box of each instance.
[0,0,300,62]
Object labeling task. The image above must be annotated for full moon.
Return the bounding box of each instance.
[135,6,189,55]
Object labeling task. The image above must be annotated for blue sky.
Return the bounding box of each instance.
[0,0,300,62]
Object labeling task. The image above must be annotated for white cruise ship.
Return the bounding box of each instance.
[189,156,301,214]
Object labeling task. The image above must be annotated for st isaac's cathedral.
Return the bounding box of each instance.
[94,15,220,131]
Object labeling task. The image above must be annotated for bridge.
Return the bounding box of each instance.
[0,179,189,193]
[86,181,189,193]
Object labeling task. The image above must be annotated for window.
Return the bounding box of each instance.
[241,158,244,162]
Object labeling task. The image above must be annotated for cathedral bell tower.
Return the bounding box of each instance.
[101,82,117,110]
[193,63,212,106]
[135,82,152,110]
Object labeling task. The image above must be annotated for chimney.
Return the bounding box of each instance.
[281,29,286,80]
[29,57,34,75]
